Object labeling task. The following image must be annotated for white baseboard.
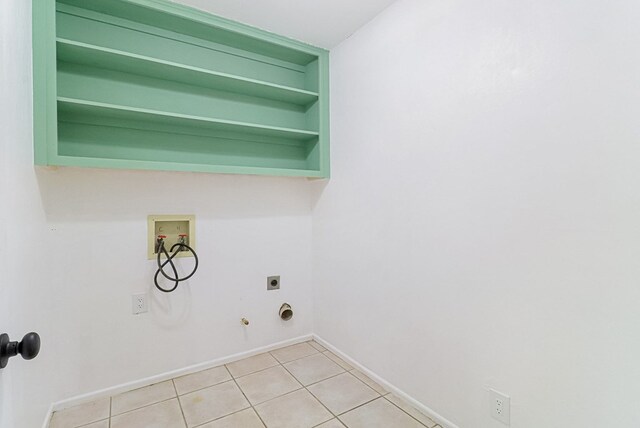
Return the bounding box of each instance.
[40,403,54,428]
[45,334,312,423]
[313,334,461,428]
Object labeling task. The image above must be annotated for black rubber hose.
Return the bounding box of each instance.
[154,242,180,293]
[154,239,199,293]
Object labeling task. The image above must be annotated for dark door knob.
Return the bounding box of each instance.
[0,332,41,369]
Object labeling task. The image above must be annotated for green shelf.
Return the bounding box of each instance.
[56,38,320,106]
[58,97,320,141]
[33,0,330,178]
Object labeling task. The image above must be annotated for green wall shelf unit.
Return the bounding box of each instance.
[33,0,330,178]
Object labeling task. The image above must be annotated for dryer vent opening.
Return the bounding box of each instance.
[279,303,293,321]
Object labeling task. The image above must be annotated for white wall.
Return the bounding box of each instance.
[313,0,640,427]
[4,0,640,426]
[0,2,315,427]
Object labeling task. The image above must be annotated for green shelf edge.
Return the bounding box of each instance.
[46,155,325,178]
[56,38,320,106]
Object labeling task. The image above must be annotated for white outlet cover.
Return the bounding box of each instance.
[132,293,148,315]
[489,389,510,425]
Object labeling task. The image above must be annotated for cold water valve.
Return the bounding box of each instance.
[0,331,40,369]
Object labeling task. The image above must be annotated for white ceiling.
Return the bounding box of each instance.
[172,0,398,49]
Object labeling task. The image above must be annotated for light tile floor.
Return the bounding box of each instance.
[49,341,441,428]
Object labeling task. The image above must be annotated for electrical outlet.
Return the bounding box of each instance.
[267,276,280,290]
[132,293,148,315]
[490,389,510,425]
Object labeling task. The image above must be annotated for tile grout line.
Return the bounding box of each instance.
[310,419,339,428]
[309,414,345,428]
[252,385,308,407]
[348,368,386,392]
[227,343,320,381]
[108,379,179,417]
[321,350,353,370]
[188,401,260,428]
[272,349,340,424]
[109,396,112,428]
[222,364,266,427]
[226,363,269,428]
[230,362,283,381]
[302,369,346,388]
[270,344,321,365]
[172,373,236,398]
[171,379,189,428]
[63,401,112,428]
[314,364,382,416]
[335,395,382,417]
[308,341,327,353]
[223,364,264,426]
[382,393,432,428]
[183,365,259,428]
[109,396,177,419]
[71,417,111,428]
